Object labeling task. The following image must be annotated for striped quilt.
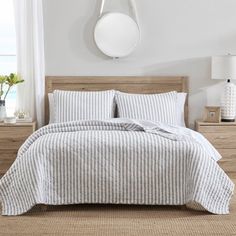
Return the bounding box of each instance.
[0,120,234,215]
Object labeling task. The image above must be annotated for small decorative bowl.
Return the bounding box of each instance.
[4,117,17,124]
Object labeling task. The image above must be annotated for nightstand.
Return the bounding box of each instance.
[0,122,36,177]
[195,120,236,177]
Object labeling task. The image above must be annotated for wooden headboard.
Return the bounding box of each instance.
[45,76,189,125]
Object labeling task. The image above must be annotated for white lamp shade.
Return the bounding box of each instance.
[211,55,236,80]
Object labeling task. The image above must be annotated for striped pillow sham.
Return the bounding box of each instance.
[53,90,116,123]
[177,93,187,127]
[115,91,178,125]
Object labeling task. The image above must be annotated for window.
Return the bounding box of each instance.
[0,0,16,116]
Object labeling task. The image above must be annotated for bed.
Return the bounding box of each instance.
[0,76,234,216]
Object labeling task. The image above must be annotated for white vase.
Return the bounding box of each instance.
[0,100,6,122]
[221,80,236,122]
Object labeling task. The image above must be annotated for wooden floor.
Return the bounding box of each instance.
[0,178,235,236]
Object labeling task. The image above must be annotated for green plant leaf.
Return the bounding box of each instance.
[5,73,24,86]
[0,75,7,84]
[3,73,24,100]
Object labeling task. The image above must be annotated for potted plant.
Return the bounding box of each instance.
[0,73,24,121]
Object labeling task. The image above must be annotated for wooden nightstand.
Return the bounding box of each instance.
[0,122,36,177]
[195,120,236,177]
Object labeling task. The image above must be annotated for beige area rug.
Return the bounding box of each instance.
[0,180,235,236]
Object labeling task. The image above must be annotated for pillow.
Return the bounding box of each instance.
[177,93,187,127]
[48,93,55,124]
[115,91,178,125]
[53,90,115,123]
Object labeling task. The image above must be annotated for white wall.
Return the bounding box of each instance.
[43,0,236,127]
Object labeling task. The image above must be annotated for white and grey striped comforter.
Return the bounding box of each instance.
[0,119,234,215]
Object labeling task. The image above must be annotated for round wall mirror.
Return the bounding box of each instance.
[94,12,140,58]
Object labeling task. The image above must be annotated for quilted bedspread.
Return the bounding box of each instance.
[0,119,234,215]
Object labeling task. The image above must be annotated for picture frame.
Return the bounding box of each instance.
[203,106,221,123]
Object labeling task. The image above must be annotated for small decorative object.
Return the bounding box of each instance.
[0,73,24,122]
[4,116,16,124]
[211,55,236,122]
[14,110,32,122]
[0,100,6,122]
[0,75,7,122]
[94,0,140,58]
[15,110,27,119]
[203,106,221,123]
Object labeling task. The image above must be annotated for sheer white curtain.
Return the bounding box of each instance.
[13,0,45,127]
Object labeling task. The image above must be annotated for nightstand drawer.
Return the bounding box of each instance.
[218,149,236,173]
[201,133,236,149]
[0,122,36,176]
[0,150,17,176]
[0,138,27,150]
[0,126,33,138]
[0,126,32,150]
[198,126,236,133]
[196,120,236,175]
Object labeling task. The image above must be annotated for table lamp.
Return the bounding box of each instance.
[211,55,236,122]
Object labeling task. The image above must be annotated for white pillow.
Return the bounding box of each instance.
[53,90,116,123]
[177,93,187,127]
[48,93,55,124]
[115,91,178,125]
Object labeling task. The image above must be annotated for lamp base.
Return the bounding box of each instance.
[221,119,235,122]
[221,80,236,123]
